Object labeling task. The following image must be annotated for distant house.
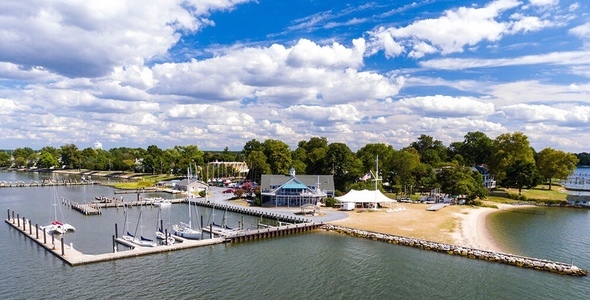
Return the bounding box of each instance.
[472,165,496,189]
[260,168,334,207]
[175,179,207,194]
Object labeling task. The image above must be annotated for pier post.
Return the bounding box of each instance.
[17,214,20,227]
[165,229,169,245]
[51,234,55,249]
[22,216,26,230]
[210,224,213,239]
[28,219,32,235]
[115,223,118,239]
[112,235,116,253]
[36,224,39,239]
[43,228,46,244]
[61,238,65,256]
[201,215,203,229]
[6,208,9,220]
[12,211,14,223]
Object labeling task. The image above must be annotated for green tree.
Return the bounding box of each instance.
[37,151,59,169]
[324,142,363,191]
[13,147,36,168]
[388,148,421,196]
[436,165,488,201]
[0,152,11,168]
[409,135,448,166]
[262,139,292,175]
[60,144,81,169]
[504,160,541,195]
[296,137,329,175]
[246,150,271,182]
[536,148,579,190]
[143,145,164,174]
[450,131,493,166]
[488,132,535,186]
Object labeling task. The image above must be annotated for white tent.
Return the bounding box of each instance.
[335,189,396,204]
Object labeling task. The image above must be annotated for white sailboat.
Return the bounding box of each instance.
[122,208,157,247]
[155,208,175,245]
[172,167,202,240]
[41,187,75,234]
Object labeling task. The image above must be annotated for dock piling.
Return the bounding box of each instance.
[35,224,39,239]
[12,211,14,224]
[114,223,118,239]
[61,238,64,256]
[28,219,32,235]
[17,214,19,227]
[43,228,46,244]
[210,224,213,239]
[112,235,116,253]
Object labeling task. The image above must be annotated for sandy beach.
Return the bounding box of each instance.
[326,202,505,252]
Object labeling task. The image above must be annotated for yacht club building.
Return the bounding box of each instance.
[260,168,334,207]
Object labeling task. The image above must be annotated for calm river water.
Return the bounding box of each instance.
[1,171,589,299]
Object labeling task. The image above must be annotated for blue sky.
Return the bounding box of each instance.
[1,0,590,153]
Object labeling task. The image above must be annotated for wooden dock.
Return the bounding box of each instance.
[5,209,226,266]
[5,208,322,267]
[0,181,98,188]
[63,198,185,215]
[202,222,323,242]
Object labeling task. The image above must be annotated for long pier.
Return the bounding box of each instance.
[5,208,323,267]
[193,201,311,224]
[0,181,98,188]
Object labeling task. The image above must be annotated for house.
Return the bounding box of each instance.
[472,165,496,189]
[175,179,207,194]
[260,168,334,207]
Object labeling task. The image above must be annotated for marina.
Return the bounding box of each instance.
[6,207,323,266]
[1,170,590,299]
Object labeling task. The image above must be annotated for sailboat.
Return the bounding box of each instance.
[155,208,175,245]
[122,208,157,247]
[172,167,202,240]
[41,187,75,234]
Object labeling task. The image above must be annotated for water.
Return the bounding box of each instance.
[1,171,589,299]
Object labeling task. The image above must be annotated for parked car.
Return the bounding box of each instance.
[223,188,234,194]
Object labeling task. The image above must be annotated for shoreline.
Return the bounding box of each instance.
[325,203,508,253]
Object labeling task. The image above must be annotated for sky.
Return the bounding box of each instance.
[1,0,590,153]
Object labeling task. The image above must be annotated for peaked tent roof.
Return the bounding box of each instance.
[335,189,395,203]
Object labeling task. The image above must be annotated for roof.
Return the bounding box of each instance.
[335,189,395,203]
[261,174,335,191]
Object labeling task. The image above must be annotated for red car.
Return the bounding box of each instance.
[223,188,234,194]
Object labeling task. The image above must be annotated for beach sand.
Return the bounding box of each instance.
[327,202,504,252]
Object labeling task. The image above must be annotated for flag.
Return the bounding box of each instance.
[360,173,371,181]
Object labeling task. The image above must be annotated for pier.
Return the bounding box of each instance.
[5,208,323,267]
[192,201,311,224]
[5,208,225,266]
[0,180,98,188]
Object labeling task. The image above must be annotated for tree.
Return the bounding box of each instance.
[262,139,292,175]
[436,165,488,201]
[388,148,421,196]
[60,144,81,169]
[504,160,541,195]
[536,148,579,190]
[488,132,535,186]
[12,147,36,168]
[409,135,448,166]
[0,152,12,168]
[295,136,329,175]
[37,151,59,169]
[450,131,493,166]
[325,142,363,191]
[246,150,271,182]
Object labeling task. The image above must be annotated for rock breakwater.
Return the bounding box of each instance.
[323,224,587,277]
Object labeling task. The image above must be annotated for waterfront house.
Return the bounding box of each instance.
[260,168,334,207]
[472,165,496,189]
[175,179,207,194]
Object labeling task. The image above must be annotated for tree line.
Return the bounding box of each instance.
[0,131,581,200]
